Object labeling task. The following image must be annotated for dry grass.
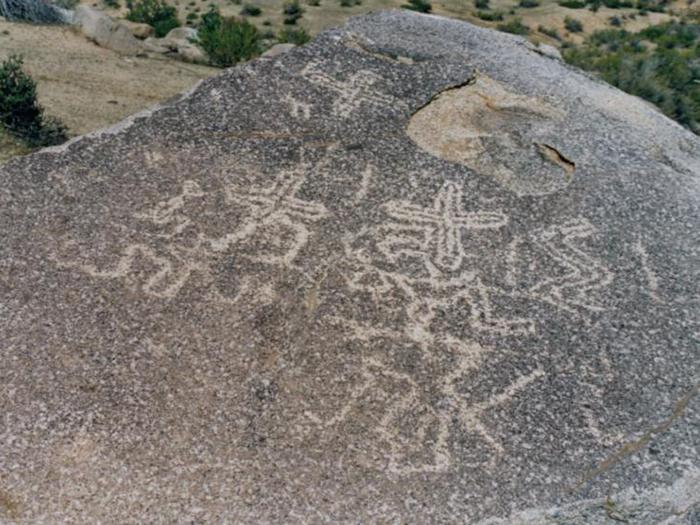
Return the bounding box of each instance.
[0,18,217,136]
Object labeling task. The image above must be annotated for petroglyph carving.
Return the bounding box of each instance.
[283,94,312,120]
[54,166,329,299]
[313,184,614,474]
[632,238,662,303]
[211,165,330,266]
[133,179,205,237]
[55,180,210,299]
[342,180,533,337]
[302,62,402,118]
[381,181,508,274]
[526,219,613,315]
[309,331,546,474]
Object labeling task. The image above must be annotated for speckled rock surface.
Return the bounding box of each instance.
[1,10,699,524]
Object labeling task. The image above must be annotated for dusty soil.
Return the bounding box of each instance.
[0,18,218,137]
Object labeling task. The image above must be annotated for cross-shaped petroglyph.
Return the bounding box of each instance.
[381,181,509,274]
[302,62,401,118]
[348,180,530,336]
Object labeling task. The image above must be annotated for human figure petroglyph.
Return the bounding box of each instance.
[301,62,402,118]
[53,164,330,299]
[306,327,546,474]
[209,165,330,266]
[54,180,210,299]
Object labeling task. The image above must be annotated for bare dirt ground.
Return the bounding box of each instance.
[0,18,217,137]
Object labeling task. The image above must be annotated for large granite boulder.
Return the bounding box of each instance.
[73,5,143,55]
[1,10,698,524]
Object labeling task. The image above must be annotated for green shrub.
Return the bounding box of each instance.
[240,3,261,15]
[558,0,586,8]
[278,27,310,44]
[564,16,583,32]
[636,0,667,11]
[402,0,432,12]
[602,0,634,7]
[282,0,303,23]
[519,0,540,7]
[307,0,320,5]
[197,9,261,66]
[497,17,530,34]
[609,15,622,25]
[474,0,489,8]
[102,0,120,8]
[126,0,180,37]
[0,55,67,148]
[476,9,503,20]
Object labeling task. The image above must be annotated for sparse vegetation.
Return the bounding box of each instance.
[476,9,504,20]
[402,0,432,13]
[497,17,530,34]
[563,21,700,133]
[126,0,181,37]
[197,8,261,66]
[0,55,67,148]
[278,27,310,44]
